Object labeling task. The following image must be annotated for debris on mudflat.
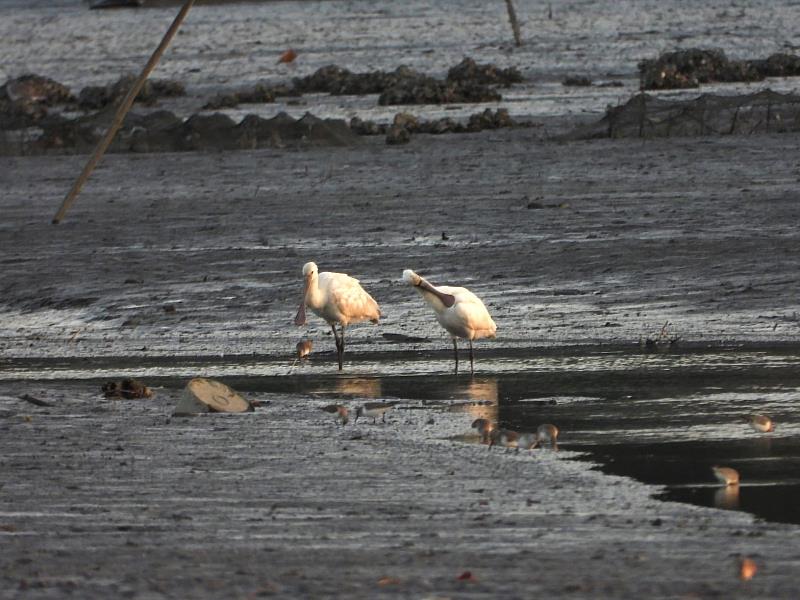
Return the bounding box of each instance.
[562,75,593,87]
[102,378,154,399]
[207,58,521,109]
[385,124,411,145]
[639,322,680,353]
[567,89,800,140]
[638,48,800,90]
[0,74,74,129]
[446,58,522,86]
[90,0,143,8]
[349,108,518,144]
[204,84,282,110]
[78,74,185,110]
[173,377,253,415]
[18,394,55,407]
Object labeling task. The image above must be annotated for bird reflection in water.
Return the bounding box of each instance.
[714,484,741,510]
[335,377,383,399]
[451,378,499,443]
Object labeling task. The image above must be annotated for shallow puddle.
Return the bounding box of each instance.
[2,346,799,524]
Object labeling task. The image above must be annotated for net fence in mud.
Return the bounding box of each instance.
[575,89,800,139]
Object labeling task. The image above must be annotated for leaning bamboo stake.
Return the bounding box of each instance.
[504,0,522,47]
[52,0,196,224]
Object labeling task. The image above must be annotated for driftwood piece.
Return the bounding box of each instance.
[19,394,54,407]
[173,377,253,415]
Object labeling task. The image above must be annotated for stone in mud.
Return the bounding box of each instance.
[77,74,185,110]
[177,113,245,151]
[385,125,411,145]
[752,52,800,78]
[204,84,277,110]
[293,64,419,96]
[638,48,763,90]
[562,75,593,87]
[393,112,419,131]
[3,74,73,106]
[296,113,358,146]
[349,116,386,135]
[102,378,154,399]
[466,108,513,131]
[0,74,73,129]
[378,78,501,106]
[446,57,523,86]
[236,112,358,147]
[421,116,463,134]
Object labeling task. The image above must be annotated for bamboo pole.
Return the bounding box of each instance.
[504,0,522,47]
[52,0,196,224]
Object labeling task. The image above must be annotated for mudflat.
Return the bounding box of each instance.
[2,1,800,597]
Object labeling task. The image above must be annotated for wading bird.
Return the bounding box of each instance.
[488,428,519,449]
[745,413,774,433]
[287,339,313,374]
[320,404,349,426]
[402,269,496,374]
[471,418,496,444]
[294,262,381,370]
[355,401,398,424]
[711,465,740,487]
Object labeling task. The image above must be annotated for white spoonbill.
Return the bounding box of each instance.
[402,269,497,374]
[294,262,381,370]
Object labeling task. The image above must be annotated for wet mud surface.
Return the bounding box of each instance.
[3,0,800,597]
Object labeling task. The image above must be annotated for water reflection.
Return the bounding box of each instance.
[714,485,740,510]
[447,378,499,423]
[335,377,382,399]
[464,378,498,403]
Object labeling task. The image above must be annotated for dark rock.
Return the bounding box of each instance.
[638,48,763,90]
[393,112,419,131]
[467,108,513,131]
[90,0,143,8]
[446,58,523,86]
[349,116,385,135]
[177,113,244,151]
[379,78,500,106]
[0,74,74,129]
[3,74,73,106]
[77,75,185,110]
[752,53,800,77]
[204,84,276,110]
[102,378,153,399]
[562,75,592,87]
[386,125,411,145]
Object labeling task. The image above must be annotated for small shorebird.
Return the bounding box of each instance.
[402,269,496,374]
[295,262,381,370]
[739,557,757,581]
[517,425,559,451]
[534,424,559,451]
[517,432,537,451]
[488,428,519,449]
[744,413,774,433]
[355,401,398,424]
[287,339,313,374]
[711,465,740,486]
[320,404,349,426]
[471,418,496,444]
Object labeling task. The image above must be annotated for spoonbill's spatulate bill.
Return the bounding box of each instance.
[294,262,381,370]
[402,269,496,374]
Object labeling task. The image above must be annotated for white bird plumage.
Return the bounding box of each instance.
[402,268,497,373]
[295,262,381,370]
